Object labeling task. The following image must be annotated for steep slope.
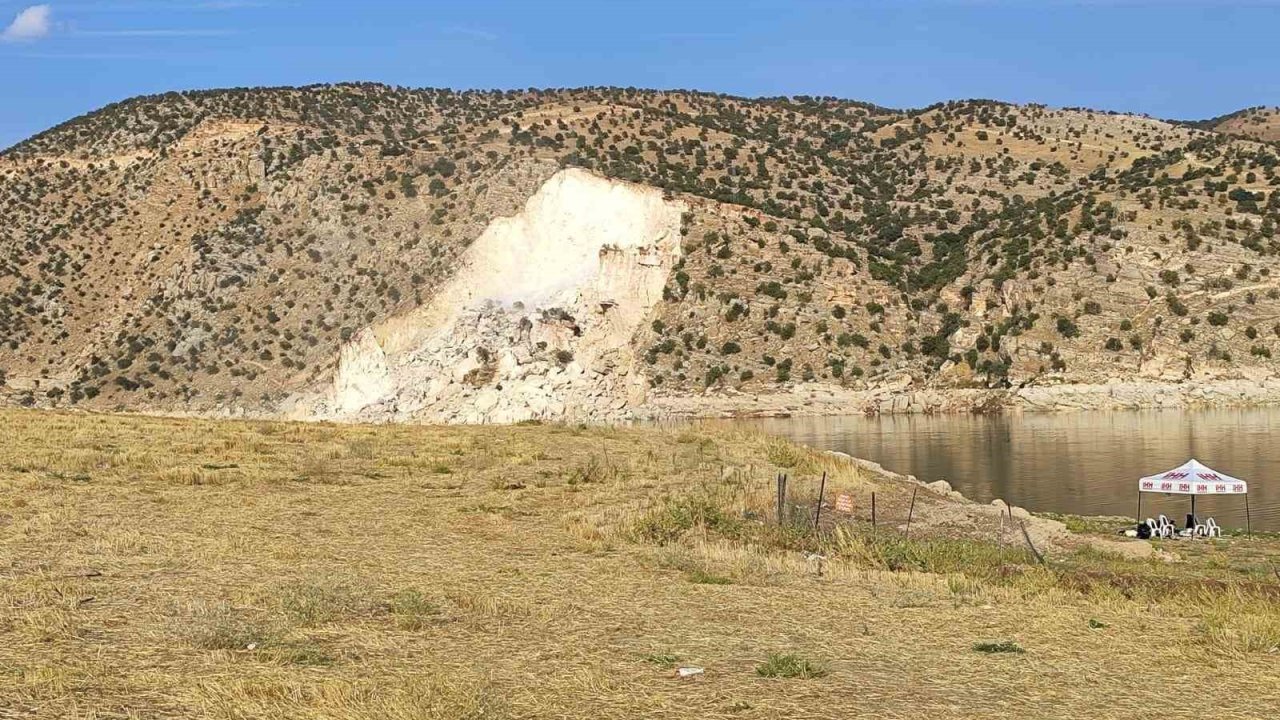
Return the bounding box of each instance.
[1182,107,1280,143]
[2,85,1280,420]
[305,167,684,423]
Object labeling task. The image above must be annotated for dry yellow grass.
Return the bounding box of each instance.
[1,409,1278,719]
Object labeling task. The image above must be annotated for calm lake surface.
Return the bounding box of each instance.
[739,409,1279,532]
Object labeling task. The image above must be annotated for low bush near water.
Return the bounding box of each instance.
[634,494,743,545]
[827,526,1032,576]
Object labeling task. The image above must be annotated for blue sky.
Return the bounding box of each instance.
[1,1,1277,150]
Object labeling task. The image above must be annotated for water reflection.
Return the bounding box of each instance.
[739,409,1276,531]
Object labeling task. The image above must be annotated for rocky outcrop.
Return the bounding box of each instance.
[1011,377,1280,411]
[300,168,685,423]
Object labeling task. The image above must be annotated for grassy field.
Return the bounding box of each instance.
[1,409,1278,719]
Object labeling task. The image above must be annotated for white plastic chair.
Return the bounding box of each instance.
[1157,514,1176,538]
[1145,518,1159,538]
[1204,517,1221,538]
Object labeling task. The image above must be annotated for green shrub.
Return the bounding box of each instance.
[279,582,364,626]
[756,652,828,678]
[634,495,740,545]
[183,602,278,650]
[973,641,1024,654]
[644,652,680,669]
[388,589,442,630]
[828,526,1029,577]
[1056,317,1079,338]
[756,281,787,299]
[686,569,733,585]
[765,437,807,468]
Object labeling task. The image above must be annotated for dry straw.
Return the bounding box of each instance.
[1,409,1278,718]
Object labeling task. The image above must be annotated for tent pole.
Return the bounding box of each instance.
[1191,495,1196,525]
[1136,491,1142,522]
[1245,494,1251,537]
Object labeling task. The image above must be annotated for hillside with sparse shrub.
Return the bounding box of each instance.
[2,84,1280,417]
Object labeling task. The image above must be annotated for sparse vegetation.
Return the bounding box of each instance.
[972,641,1025,655]
[5,87,1280,413]
[756,652,829,679]
[1,409,1277,717]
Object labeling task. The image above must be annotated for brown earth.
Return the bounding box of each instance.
[2,409,1278,719]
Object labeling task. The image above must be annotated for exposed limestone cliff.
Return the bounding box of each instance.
[301,168,685,423]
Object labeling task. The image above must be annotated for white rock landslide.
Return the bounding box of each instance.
[308,168,685,423]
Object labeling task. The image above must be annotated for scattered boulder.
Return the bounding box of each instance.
[926,480,953,494]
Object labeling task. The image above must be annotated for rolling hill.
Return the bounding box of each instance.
[2,85,1279,421]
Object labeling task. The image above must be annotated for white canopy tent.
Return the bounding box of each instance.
[1137,459,1251,533]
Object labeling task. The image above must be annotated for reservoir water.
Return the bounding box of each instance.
[741,409,1279,532]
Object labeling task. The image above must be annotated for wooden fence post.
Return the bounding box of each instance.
[812,471,828,531]
[905,487,918,538]
[776,473,788,526]
[1018,520,1045,564]
[1245,494,1252,537]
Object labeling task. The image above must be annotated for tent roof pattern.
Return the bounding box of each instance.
[1139,459,1248,495]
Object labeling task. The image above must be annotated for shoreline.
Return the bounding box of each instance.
[647,376,1280,419]
[9,376,1280,424]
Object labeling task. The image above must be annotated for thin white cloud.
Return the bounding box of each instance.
[1,4,52,42]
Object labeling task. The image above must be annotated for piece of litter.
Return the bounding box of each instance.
[246,643,258,650]
[674,666,704,679]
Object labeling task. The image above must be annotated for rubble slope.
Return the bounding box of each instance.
[305,168,685,423]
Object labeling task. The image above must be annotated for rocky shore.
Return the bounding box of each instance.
[646,376,1280,419]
